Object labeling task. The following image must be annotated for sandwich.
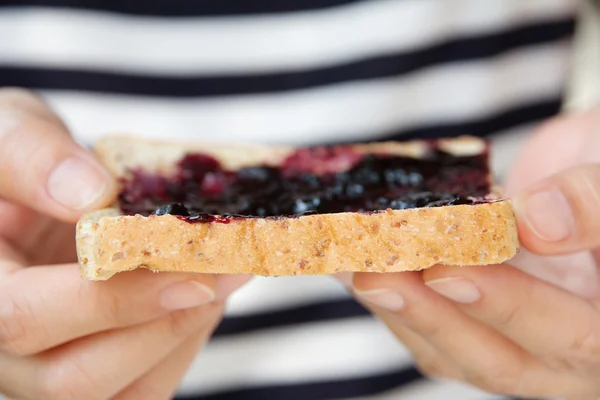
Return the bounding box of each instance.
[76,135,518,280]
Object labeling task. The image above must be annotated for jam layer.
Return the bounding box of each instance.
[117,145,490,222]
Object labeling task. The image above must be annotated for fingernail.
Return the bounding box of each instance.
[515,187,574,242]
[355,289,405,311]
[159,281,216,310]
[47,156,111,210]
[425,277,480,303]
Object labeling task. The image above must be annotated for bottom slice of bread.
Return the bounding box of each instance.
[77,201,518,281]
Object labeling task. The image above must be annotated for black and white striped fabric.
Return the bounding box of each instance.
[0,0,580,398]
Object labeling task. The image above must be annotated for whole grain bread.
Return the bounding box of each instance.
[76,136,519,280]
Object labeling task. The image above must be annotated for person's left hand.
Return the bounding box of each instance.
[342,108,600,399]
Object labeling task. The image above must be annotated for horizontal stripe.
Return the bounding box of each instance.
[204,296,532,399]
[0,0,577,75]
[224,275,350,317]
[39,42,571,146]
[179,317,413,395]
[368,98,562,142]
[0,19,576,97]
[216,298,367,337]
[0,0,366,16]
[367,378,515,400]
[176,368,423,400]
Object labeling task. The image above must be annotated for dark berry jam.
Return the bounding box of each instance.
[118,144,491,222]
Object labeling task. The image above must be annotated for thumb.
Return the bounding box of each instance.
[513,163,600,255]
[0,88,116,222]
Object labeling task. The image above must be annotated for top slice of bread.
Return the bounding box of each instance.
[76,136,519,281]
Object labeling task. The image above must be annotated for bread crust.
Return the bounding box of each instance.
[76,135,518,280]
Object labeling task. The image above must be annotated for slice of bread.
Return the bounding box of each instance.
[76,136,519,281]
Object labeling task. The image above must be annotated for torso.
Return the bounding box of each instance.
[0,0,580,398]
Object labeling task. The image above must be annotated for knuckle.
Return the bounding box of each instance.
[569,328,600,356]
[414,356,454,380]
[38,381,81,400]
[100,289,127,327]
[0,294,33,356]
[164,305,217,339]
[38,359,103,400]
[0,88,67,135]
[119,382,166,400]
[495,304,522,329]
[0,87,38,103]
[0,119,60,186]
[414,320,445,341]
[165,309,199,339]
[0,87,51,119]
[463,359,523,395]
[491,273,534,329]
[402,307,446,340]
[552,328,600,372]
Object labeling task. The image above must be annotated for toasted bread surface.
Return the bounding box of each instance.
[76,136,518,280]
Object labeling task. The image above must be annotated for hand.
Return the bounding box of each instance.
[344,108,600,399]
[0,88,251,400]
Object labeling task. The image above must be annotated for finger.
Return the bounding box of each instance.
[39,304,222,400]
[352,272,593,398]
[332,272,354,288]
[513,163,600,255]
[374,310,464,381]
[349,273,463,381]
[0,200,52,256]
[423,264,600,376]
[214,274,254,301]
[0,264,217,356]
[0,87,116,222]
[0,87,67,128]
[503,108,600,197]
[0,240,26,275]
[508,247,600,299]
[114,329,210,400]
[0,212,77,268]
[0,303,223,400]
[0,350,33,399]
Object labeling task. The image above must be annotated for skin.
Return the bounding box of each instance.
[1,86,600,399]
[350,107,600,399]
[0,88,251,400]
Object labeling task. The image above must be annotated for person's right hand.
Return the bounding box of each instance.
[0,88,250,400]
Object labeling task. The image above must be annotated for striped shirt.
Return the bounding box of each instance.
[0,1,580,399]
